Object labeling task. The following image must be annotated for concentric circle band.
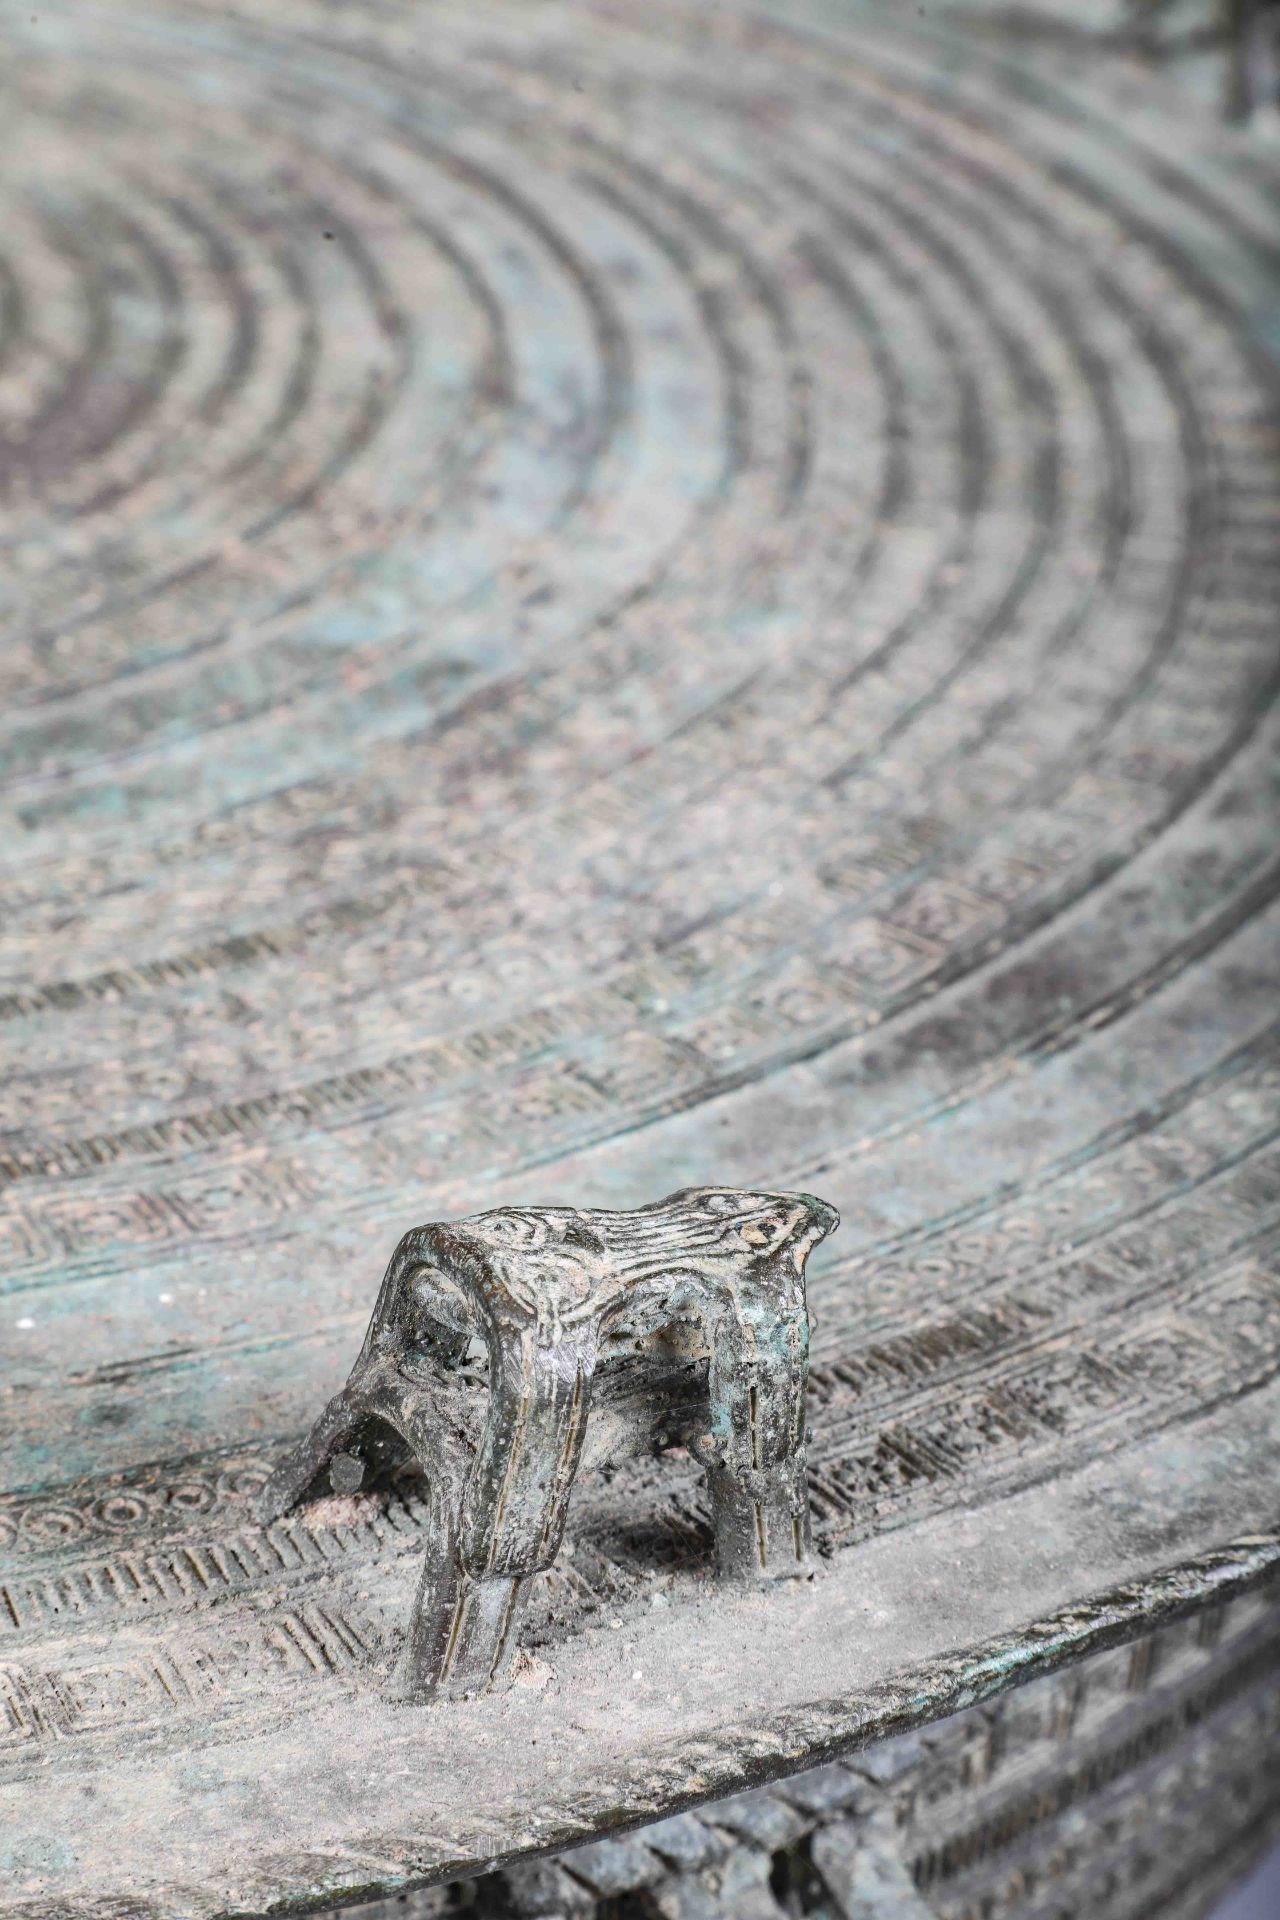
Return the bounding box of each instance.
[0,0,1279,1901]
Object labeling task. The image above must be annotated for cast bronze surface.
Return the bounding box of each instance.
[302,1583,1280,1920]
[1,0,1279,1915]
[261,1189,837,1696]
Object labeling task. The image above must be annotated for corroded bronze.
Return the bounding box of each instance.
[303,1579,1280,1919]
[260,1189,838,1695]
[1,0,1279,1915]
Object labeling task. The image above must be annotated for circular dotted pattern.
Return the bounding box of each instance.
[1,0,1279,1591]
